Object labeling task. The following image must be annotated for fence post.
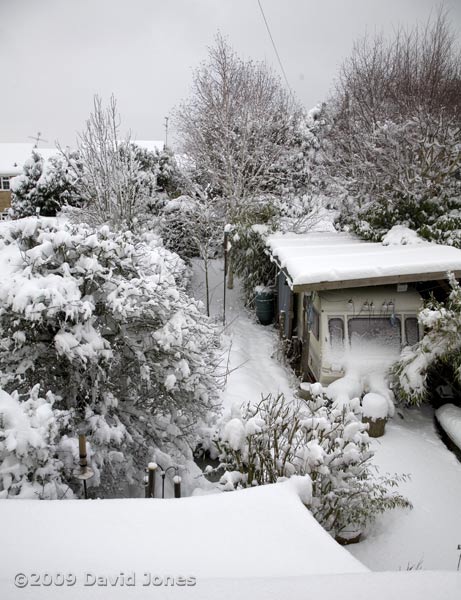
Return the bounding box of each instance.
[77,433,94,499]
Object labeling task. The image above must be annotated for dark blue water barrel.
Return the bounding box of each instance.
[255,291,275,325]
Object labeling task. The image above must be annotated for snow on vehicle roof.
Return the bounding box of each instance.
[267,231,461,291]
[0,143,57,175]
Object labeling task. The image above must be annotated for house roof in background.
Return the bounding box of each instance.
[0,143,58,175]
[0,140,165,177]
[267,231,461,292]
[133,139,164,153]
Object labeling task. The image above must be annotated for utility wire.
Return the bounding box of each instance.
[257,0,292,94]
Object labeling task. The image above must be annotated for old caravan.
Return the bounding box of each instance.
[268,231,461,384]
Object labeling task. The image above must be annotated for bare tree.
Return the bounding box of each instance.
[175,34,302,221]
[325,9,461,244]
[62,95,156,227]
[333,8,461,131]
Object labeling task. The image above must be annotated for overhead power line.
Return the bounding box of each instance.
[257,0,292,93]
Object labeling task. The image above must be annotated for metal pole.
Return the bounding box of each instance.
[223,230,228,326]
[164,117,169,148]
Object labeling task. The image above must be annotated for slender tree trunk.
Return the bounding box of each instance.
[204,256,210,317]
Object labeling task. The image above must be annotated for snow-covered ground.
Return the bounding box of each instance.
[191,259,461,572]
[190,259,296,411]
[348,406,461,571]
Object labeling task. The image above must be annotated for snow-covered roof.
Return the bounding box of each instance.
[133,139,165,153]
[2,479,461,599]
[267,231,461,292]
[0,479,366,583]
[0,143,58,175]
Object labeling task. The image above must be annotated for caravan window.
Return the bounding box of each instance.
[308,305,320,340]
[328,318,344,348]
[348,317,401,351]
[404,317,419,346]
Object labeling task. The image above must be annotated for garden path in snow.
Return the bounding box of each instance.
[190,259,296,412]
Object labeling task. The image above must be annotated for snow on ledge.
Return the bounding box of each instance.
[436,404,461,450]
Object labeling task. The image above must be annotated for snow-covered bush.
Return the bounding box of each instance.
[393,273,461,405]
[0,385,74,499]
[214,392,411,537]
[228,199,278,305]
[10,151,82,218]
[0,217,222,495]
[159,194,223,261]
[336,115,461,246]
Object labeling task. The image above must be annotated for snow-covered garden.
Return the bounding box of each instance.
[0,8,461,599]
[192,260,461,572]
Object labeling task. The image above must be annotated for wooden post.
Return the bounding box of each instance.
[173,475,181,498]
[146,462,157,498]
[161,470,166,499]
[78,434,88,499]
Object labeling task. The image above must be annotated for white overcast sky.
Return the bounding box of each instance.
[1,0,460,149]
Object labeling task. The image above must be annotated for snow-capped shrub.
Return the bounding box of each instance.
[213,392,411,537]
[10,150,83,218]
[0,385,74,499]
[393,273,461,405]
[0,217,222,495]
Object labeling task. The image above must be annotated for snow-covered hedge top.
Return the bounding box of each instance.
[266,231,461,288]
[361,393,389,421]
